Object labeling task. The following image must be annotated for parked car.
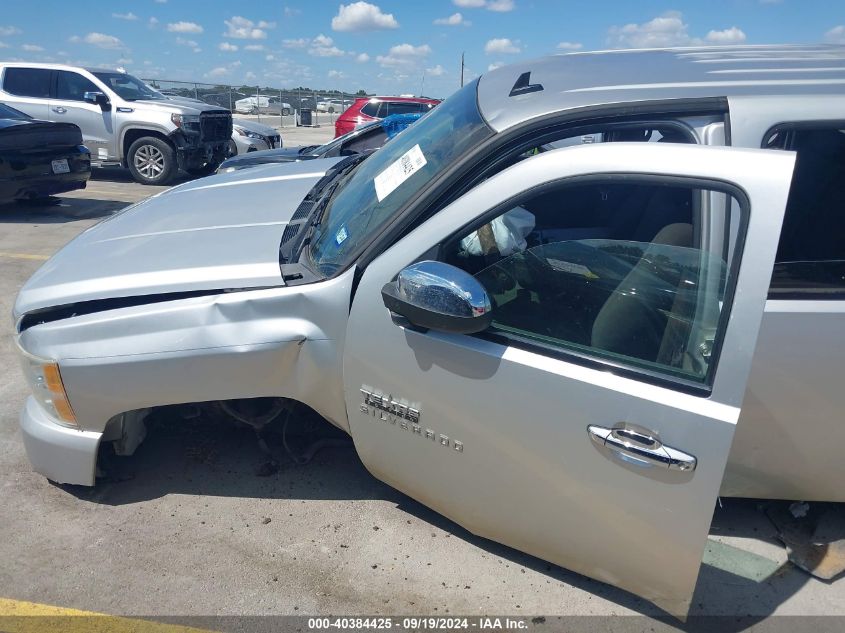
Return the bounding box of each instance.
[0,102,90,203]
[334,95,439,137]
[0,63,232,185]
[219,113,421,171]
[316,98,352,113]
[234,96,292,116]
[228,119,282,157]
[13,45,845,618]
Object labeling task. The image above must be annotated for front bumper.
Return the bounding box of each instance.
[20,396,101,486]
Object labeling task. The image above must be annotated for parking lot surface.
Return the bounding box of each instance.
[1,129,844,630]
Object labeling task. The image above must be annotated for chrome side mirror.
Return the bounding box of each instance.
[381,261,493,334]
[84,91,111,111]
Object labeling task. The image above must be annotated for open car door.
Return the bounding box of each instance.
[342,143,795,616]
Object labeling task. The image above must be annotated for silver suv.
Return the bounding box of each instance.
[0,63,232,184]
[11,45,845,617]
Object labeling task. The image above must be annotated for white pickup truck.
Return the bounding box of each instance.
[12,47,845,616]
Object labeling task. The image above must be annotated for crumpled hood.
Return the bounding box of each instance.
[14,158,343,319]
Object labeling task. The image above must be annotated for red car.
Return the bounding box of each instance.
[334,96,440,138]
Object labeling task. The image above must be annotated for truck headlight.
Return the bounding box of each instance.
[18,347,76,426]
[171,113,201,128]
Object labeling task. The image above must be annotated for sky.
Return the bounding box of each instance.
[0,1,843,97]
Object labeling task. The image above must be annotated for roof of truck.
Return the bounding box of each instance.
[478,45,845,132]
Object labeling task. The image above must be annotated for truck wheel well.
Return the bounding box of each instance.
[121,129,174,165]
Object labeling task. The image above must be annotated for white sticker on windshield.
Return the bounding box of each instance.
[373,144,427,202]
[335,225,348,245]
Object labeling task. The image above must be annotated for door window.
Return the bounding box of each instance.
[2,67,51,98]
[360,101,381,117]
[765,125,845,297]
[55,71,100,102]
[442,179,743,386]
[384,102,424,116]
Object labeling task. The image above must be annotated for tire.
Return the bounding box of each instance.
[281,108,291,116]
[186,162,220,177]
[127,137,177,185]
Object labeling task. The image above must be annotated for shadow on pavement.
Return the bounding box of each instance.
[0,196,128,223]
[56,408,820,628]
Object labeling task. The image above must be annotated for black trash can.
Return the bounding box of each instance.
[299,108,313,126]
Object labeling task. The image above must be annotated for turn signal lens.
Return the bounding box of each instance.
[16,343,77,426]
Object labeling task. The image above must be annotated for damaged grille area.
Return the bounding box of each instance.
[200,112,233,143]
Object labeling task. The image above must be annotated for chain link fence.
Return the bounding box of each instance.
[143,78,369,129]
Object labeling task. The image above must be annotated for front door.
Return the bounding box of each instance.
[342,142,795,615]
[49,70,116,161]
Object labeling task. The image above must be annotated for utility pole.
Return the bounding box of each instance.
[420,70,425,97]
[460,52,465,88]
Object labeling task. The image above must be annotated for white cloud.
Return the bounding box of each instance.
[488,61,505,71]
[112,12,138,21]
[265,54,275,61]
[148,17,159,28]
[332,2,399,32]
[245,71,257,81]
[309,33,346,57]
[824,25,845,44]
[0,26,22,36]
[608,12,748,49]
[328,69,346,79]
[452,0,513,11]
[116,57,133,64]
[356,52,370,63]
[0,42,9,49]
[176,37,198,47]
[206,66,229,78]
[705,27,746,44]
[219,42,238,52]
[244,44,264,51]
[484,37,520,54]
[167,21,204,34]
[556,41,582,51]
[282,38,309,49]
[71,32,125,49]
[434,13,469,26]
[376,43,432,68]
[223,16,274,40]
[284,7,302,17]
[154,0,167,3]
[21,44,44,52]
[487,0,515,11]
[426,64,445,76]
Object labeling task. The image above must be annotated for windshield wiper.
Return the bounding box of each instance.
[298,145,319,154]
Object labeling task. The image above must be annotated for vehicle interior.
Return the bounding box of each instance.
[442,125,734,384]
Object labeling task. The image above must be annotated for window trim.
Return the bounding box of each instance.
[762,120,845,301]
[435,172,750,397]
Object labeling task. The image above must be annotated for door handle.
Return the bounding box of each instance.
[588,424,697,472]
[52,107,67,114]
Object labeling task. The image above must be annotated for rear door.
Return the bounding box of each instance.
[0,67,51,120]
[342,142,795,616]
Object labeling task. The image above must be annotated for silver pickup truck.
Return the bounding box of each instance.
[0,63,232,184]
[11,45,845,617]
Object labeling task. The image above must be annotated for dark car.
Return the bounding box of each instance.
[334,96,439,137]
[219,113,422,172]
[0,103,90,204]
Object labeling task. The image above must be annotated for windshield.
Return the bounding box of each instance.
[307,80,490,275]
[93,72,166,101]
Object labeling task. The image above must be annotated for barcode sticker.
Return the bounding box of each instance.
[374,144,427,202]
